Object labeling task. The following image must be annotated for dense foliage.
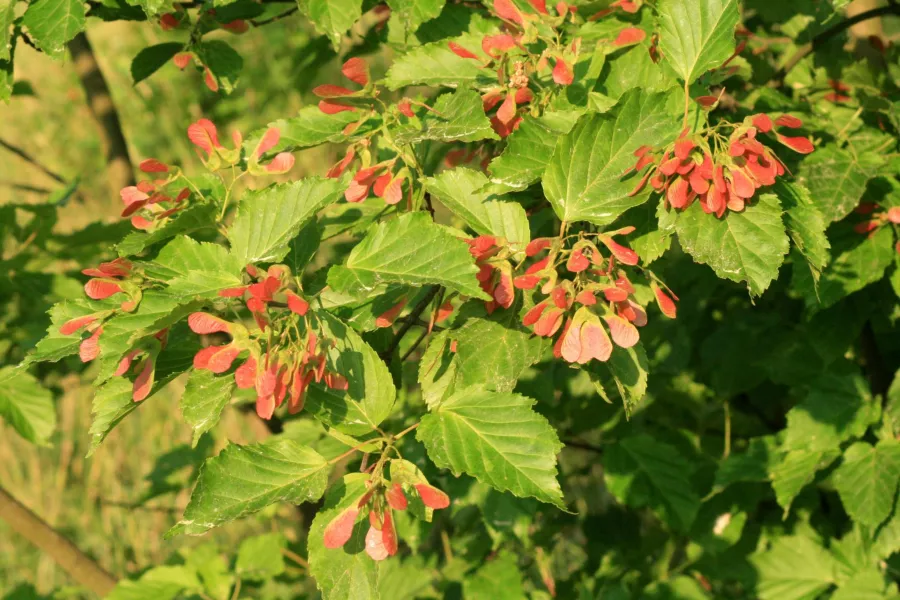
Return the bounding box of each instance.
[4,0,900,597]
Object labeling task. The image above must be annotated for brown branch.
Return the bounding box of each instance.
[0,485,117,595]
[67,32,135,194]
[776,3,900,79]
[0,138,66,184]
[379,286,442,361]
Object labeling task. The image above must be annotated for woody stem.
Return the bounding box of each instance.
[393,422,420,442]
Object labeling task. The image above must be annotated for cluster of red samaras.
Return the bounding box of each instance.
[626,114,814,218]
[187,264,348,419]
[448,0,646,138]
[854,202,900,246]
[522,235,675,364]
[324,476,450,561]
[60,258,171,401]
[465,232,676,364]
[122,120,293,231]
[159,10,248,93]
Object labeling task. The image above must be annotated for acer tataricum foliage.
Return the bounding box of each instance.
[5,0,900,597]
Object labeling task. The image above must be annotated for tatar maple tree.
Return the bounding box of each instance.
[4,0,900,598]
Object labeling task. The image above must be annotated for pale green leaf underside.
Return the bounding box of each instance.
[328,212,489,300]
[0,366,56,445]
[418,388,565,508]
[751,535,837,600]
[180,369,235,448]
[424,167,530,246]
[833,440,900,528]
[392,88,497,145]
[657,0,740,84]
[21,0,86,57]
[228,177,344,265]
[305,312,397,436]
[542,88,682,226]
[675,194,789,296]
[169,439,329,536]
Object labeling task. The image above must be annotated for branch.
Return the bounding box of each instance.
[68,32,135,194]
[0,138,66,184]
[562,439,604,453]
[0,485,117,595]
[379,286,441,361]
[776,4,900,79]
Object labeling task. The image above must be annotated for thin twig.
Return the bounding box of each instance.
[0,138,66,184]
[400,328,430,362]
[379,286,441,361]
[252,6,298,26]
[562,439,604,453]
[282,548,310,570]
[776,4,900,79]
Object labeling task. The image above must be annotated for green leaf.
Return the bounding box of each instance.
[107,566,202,600]
[487,111,583,192]
[25,298,116,365]
[392,88,497,145]
[621,201,676,265]
[94,291,199,385]
[657,0,740,84]
[180,369,235,448]
[418,388,565,507]
[771,448,841,516]
[452,316,544,393]
[418,330,459,409]
[328,212,489,300]
[775,180,830,276]
[89,328,199,454]
[0,35,13,104]
[228,177,343,265]
[245,106,360,154]
[169,439,329,536]
[424,167,530,245]
[116,204,217,257]
[196,40,242,94]
[713,436,778,492]
[152,235,244,300]
[0,367,56,445]
[833,440,900,529]
[604,344,650,417]
[464,551,525,599]
[542,89,682,226]
[751,535,837,600]
[308,474,380,599]
[675,194,789,296]
[0,0,16,62]
[131,42,182,85]
[793,224,893,311]
[21,0,86,58]
[797,147,881,222]
[236,533,287,581]
[305,312,396,436]
[304,0,363,50]
[384,30,496,89]
[603,434,700,532]
[783,371,876,453]
[386,0,445,41]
